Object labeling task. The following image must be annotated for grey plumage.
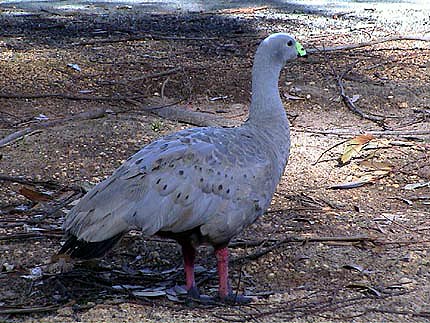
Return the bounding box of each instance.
[59,33,305,300]
[63,124,287,247]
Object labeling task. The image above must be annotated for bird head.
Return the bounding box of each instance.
[259,33,307,66]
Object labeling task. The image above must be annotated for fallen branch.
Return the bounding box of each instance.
[217,6,269,15]
[308,35,430,53]
[0,108,111,148]
[337,71,384,123]
[126,98,240,128]
[325,58,383,124]
[0,305,59,315]
[0,129,43,148]
[0,174,69,190]
[0,92,144,101]
[368,308,430,318]
[0,231,63,241]
[293,127,430,137]
[103,67,182,85]
[232,235,373,263]
[72,34,219,46]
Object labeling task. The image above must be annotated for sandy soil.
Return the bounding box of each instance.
[0,4,429,323]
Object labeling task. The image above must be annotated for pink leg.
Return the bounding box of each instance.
[181,243,196,290]
[215,246,230,299]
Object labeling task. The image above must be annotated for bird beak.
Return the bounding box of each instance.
[295,41,307,58]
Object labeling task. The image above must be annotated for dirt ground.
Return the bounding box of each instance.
[0,4,429,323]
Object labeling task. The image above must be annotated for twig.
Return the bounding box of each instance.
[160,77,171,100]
[0,305,59,315]
[0,174,70,190]
[0,92,144,101]
[293,127,430,137]
[368,308,430,318]
[126,99,240,128]
[0,231,63,241]
[337,73,384,123]
[325,58,384,124]
[312,139,348,165]
[232,235,373,263]
[103,67,181,85]
[308,35,430,53]
[216,6,269,15]
[72,35,219,46]
[129,67,181,83]
[0,129,43,148]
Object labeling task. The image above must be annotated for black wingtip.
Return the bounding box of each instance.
[57,232,124,260]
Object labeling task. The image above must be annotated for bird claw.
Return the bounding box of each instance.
[185,286,215,305]
[184,286,254,305]
[220,293,254,305]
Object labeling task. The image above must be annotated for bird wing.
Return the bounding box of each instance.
[62,127,274,243]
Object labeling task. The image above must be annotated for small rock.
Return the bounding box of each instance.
[3,263,14,272]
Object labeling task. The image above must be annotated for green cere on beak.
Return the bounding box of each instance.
[295,41,306,57]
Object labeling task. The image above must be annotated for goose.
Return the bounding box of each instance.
[58,33,306,303]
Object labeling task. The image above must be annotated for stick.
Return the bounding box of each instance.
[126,99,240,128]
[325,58,383,123]
[0,92,144,101]
[308,35,430,53]
[293,127,430,137]
[233,235,373,263]
[0,231,63,241]
[337,72,384,123]
[0,108,111,147]
[72,35,220,46]
[102,67,181,85]
[0,305,59,315]
[312,139,348,165]
[0,174,65,189]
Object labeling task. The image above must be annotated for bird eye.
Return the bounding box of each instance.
[287,40,293,46]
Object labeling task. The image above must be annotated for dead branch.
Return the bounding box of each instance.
[337,72,384,123]
[325,58,384,124]
[368,308,430,318]
[312,139,348,165]
[72,34,219,46]
[232,235,373,263]
[0,108,111,148]
[0,98,238,148]
[216,6,269,15]
[0,305,59,315]
[126,99,240,128]
[0,174,68,190]
[0,231,63,241]
[293,127,430,137]
[308,35,430,53]
[0,92,144,101]
[103,67,182,85]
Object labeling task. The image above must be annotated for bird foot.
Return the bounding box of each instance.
[184,286,255,306]
[185,286,215,305]
[219,293,254,305]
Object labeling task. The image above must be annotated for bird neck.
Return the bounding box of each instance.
[248,53,286,125]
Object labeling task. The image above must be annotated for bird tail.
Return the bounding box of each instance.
[56,232,124,260]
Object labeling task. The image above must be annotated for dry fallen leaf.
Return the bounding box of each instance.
[330,171,390,190]
[359,160,392,171]
[18,185,53,202]
[341,134,375,164]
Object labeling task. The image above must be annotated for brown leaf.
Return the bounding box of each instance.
[359,160,392,171]
[19,186,53,202]
[340,134,375,164]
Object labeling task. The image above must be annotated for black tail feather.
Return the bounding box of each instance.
[58,232,124,260]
